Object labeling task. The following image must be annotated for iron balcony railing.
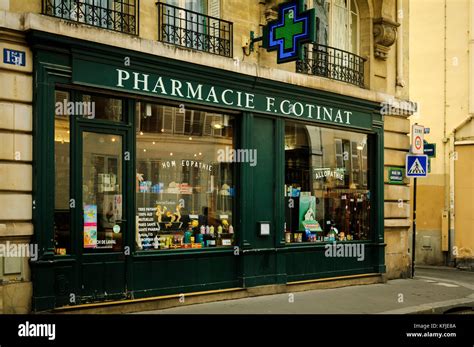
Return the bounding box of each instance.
[157,2,233,58]
[42,0,139,35]
[297,43,366,88]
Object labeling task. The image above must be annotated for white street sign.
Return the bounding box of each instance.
[411,124,424,154]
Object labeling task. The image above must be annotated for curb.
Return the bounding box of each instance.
[381,296,474,314]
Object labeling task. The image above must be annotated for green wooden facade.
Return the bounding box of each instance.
[29,31,385,311]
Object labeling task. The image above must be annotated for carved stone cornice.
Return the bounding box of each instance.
[373,17,400,60]
[264,0,278,22]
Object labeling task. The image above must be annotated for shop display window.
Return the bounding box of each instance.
[284,121,371,243]
[82,132,124,253]
[135,102,235,250]
[54,90,71,255]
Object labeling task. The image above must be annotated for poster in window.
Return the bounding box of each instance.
[84,204,98,248]
[299,195,321,232]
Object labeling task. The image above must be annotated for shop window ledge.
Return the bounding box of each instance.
[135,247,235,258]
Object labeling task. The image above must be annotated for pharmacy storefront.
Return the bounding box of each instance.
[30,31,385,311]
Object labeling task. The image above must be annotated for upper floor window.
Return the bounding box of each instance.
[311,0,359,54]
[157,0,233,57]
[298,0,364,88]
[167,0,212,16]
[42,0,138,35]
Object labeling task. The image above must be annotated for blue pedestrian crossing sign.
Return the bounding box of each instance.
[406,154,428,177]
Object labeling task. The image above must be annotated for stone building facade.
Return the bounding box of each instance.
[0,0,414,313]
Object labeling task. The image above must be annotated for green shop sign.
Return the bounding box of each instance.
[72,59,373,129]
[388,167,404,184]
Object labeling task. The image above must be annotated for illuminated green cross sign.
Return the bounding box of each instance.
[262,0,315,64]
[274,11,305,50]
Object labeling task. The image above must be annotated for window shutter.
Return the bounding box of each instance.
[203,113,224,136]
[174,112,185,134]
[212,114,223,136]
[208,0,220,18]
[351,141,360,185]
[335,139,343,168]
[203,113,214,136]
[314,0,329,46]
[207,0,221,53]
[331,0,349,51]
[162,106,174,133]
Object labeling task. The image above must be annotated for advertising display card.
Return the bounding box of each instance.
[84,204,98,248]
[299,195,320,231]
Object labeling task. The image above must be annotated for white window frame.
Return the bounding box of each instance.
[327,0,360,55]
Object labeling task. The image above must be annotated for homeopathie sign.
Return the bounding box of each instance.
[72,60,372,128]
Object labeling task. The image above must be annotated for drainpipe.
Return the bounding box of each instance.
[442,0,450,265]
[396,0,406,87]
[447,132,454,266]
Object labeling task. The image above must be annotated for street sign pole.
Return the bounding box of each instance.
[412,177,417,278]
[407,123,426,279]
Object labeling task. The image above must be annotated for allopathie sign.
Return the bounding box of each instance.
[72,58,373,129]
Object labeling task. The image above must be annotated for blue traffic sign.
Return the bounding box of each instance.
[406,154,428,177]
[423,142,436,158]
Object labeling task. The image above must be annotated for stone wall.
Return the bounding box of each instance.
[383,115,411,279]
[0,27,33,313]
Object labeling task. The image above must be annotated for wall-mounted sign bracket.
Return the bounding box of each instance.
[249,31,262,53]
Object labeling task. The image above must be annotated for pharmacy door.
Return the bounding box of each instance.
[76,124,131,301]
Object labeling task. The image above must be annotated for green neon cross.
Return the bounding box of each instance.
[274,10,304,50]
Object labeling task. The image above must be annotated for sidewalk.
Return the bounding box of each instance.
[136,266,474,314]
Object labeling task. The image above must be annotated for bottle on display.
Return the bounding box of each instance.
[216,225,223,246]
[207,226,216,247]
[184,225,193,244]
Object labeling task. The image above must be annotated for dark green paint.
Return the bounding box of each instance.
[29,31,385,311]
[72,59,372,130]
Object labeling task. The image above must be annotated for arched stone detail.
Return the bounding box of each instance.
[372,0,399,60]
[355,0,373,58]
[264,0,279,22]
[355,0,373,87]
